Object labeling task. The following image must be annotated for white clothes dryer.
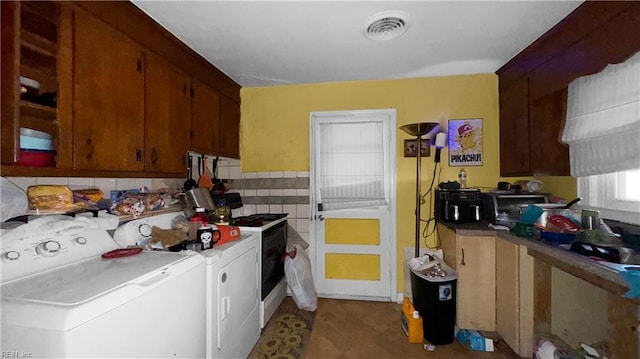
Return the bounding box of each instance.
[203,232,260,359]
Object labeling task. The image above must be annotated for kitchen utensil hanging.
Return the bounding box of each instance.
[212,156,226,193]
[199,155,214,190]
[183,153,197,191]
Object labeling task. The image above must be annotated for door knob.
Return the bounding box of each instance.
[317,215,325,221]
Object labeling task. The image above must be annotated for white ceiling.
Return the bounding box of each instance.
[132,1,584,87]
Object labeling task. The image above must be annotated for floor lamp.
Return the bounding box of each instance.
[400,122,440,258]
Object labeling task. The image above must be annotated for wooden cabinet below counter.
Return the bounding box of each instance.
[438,224,496,331]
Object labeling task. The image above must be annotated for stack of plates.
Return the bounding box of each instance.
[18,128,55,167]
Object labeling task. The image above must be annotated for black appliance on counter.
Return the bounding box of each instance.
[435,188,482,223]
[480,192,549,223]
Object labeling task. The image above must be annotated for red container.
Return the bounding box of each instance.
[16,149,56,167]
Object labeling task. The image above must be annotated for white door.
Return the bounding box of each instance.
[310,109,396,301]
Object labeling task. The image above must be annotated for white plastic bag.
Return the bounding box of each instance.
[284,244,318,311]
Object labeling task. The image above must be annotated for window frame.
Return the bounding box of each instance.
[578,170,640,226]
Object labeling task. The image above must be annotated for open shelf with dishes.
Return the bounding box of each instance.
[6,1,60,168]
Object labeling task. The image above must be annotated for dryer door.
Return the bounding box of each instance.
[216,245,259,349]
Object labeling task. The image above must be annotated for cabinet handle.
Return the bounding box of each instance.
[151,148,158,165]
[189,130,194,140]
[136,58,142,72]
[85,139,94,160]
[183,83,187,95]
[136,149,142,162]
[461,248,466,266]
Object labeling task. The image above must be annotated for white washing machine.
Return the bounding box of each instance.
[113,211,261,359]
[1,213,206,358]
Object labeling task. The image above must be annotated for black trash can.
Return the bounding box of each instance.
[410,261,457,345]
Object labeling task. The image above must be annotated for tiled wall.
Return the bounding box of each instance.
[217,158,311,244]
[3,156,311,243]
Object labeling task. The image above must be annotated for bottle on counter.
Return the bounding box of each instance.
[458,168,467,188]
[189,207,209,240]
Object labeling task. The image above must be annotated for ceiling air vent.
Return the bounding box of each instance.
[364,11,410,41]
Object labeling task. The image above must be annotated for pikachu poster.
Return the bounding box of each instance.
[448,119,483,167]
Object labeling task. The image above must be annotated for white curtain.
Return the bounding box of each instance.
[318,121,387,211]
[562,51,640,177]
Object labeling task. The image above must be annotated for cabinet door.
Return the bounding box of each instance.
[457,235,496,331]
[190,79,220,155]
[438,224,457,269]
[218,96,240,158]
[496,237,520,353]
[73,9,144,171]
[145,53,190,174]
[529,88,570,175]
[499,77,531,176]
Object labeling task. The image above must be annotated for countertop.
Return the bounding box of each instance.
[438,220,633,296]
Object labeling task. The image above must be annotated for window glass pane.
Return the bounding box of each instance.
[623,169,640,200]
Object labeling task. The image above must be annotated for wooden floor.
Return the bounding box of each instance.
[303,298,520,359]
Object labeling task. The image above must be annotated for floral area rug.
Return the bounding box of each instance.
[249,297,316,359]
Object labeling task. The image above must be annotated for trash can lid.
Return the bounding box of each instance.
[410,261,458,282]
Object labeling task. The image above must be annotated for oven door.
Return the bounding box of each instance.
[261,221,286,300]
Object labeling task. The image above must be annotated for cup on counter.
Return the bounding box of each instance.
[197,225,220,250]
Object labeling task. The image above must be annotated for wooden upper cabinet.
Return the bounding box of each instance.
[499,77,530,176]
[529,88,570,176]
[497,1,640,177]
[219,96,240,158]
[190,79,221,155]
[145,53,190,174]
[73,8,144,171]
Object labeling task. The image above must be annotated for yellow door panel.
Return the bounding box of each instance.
[325,253,380,280]
[325,218,380,245]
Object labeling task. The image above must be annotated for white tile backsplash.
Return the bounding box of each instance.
[296,171,310,178]
[94,178,117,195]
[67,177,95,188]
[229,166,242,179]
[116,179,137,190]
[6,177,36,191]
[283,204,297,217]
[258,172,271,179]
[269,204,283,213]
[283,189,296,196]
[296,204,310,218]
[296,189,309,196]
[269,189,283,196]
[283,171,297,178]
[244,189,257,196]
[257,204,269,213]
[296,218,310,233]
[257,189,269,196]
[218,166,230,179]
[36,177,68,185]
[242,172,258,179]
[270,171,283,178]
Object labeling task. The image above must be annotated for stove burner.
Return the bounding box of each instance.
[231,213,288,227]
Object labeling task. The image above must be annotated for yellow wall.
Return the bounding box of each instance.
[240,74,576,293]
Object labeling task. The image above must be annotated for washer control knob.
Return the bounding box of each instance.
[137,223,153,238]
[4,251,20,261]
[36,240,61,257]
[75,237,87,245]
